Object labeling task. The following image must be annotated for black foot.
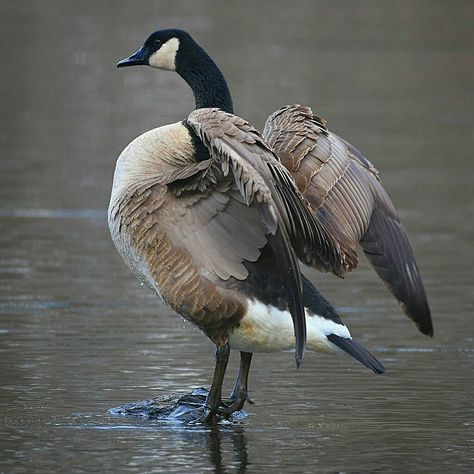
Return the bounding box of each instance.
[221,389,255,417]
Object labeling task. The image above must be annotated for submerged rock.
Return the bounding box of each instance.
[108,388,247,423]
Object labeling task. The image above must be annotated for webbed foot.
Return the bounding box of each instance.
[220,389,254,416]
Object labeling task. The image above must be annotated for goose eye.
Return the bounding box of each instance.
[153,39,161,47]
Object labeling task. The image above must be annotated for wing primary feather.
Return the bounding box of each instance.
[265,222,306,367]
[361,207,432,336]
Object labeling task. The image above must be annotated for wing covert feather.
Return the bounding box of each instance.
[187,108,348,277]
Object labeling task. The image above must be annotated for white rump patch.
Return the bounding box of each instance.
[228,299,351,354]
[148,37,180,71]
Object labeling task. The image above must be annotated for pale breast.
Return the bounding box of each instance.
[107,122,246,342]
[108,121,192,283]
[109,122,195,206]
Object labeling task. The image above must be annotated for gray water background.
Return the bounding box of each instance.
[0,0,473,472]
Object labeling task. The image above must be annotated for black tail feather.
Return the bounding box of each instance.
[327,334,385,374]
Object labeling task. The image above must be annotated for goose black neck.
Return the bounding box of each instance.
[176,39,233,114]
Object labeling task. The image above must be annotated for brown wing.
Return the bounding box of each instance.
[165,182,268,282]
[109,177,249,340]
[109,136,298,351]
[112,110,352,365]
[169,183,311,365]
[187,108,349,277]
[263,104,432,336]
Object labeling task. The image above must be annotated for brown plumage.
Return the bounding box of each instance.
[109,109,348,361]
[263,104,432,336]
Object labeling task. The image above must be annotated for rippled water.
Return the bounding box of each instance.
[1,1,473,472]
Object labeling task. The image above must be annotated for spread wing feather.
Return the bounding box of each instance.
[263,104,432,335]
[187,108,348,277]
[183,108,358,363]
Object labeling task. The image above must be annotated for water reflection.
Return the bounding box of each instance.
[70,416,250,473]
[206,424,249,474]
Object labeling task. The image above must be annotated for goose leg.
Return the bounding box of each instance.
[222,351,253,416]
[199,342,230,423]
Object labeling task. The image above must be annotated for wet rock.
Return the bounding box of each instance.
[107,388,247,423]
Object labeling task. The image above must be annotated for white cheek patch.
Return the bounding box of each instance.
[148,37,180,71]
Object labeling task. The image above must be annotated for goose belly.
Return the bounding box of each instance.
[228,299,351,354]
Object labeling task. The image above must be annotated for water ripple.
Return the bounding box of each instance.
[0,209,106,219]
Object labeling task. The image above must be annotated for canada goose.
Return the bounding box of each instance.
[110,29,427,422]
[115,29,431,336]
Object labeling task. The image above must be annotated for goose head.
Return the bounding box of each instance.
[117,29,234,113]
[117,29,198,72]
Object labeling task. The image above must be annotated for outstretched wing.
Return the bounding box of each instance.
[187,108,348,277]
[263,104,432,336]
[185,108,356,363]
